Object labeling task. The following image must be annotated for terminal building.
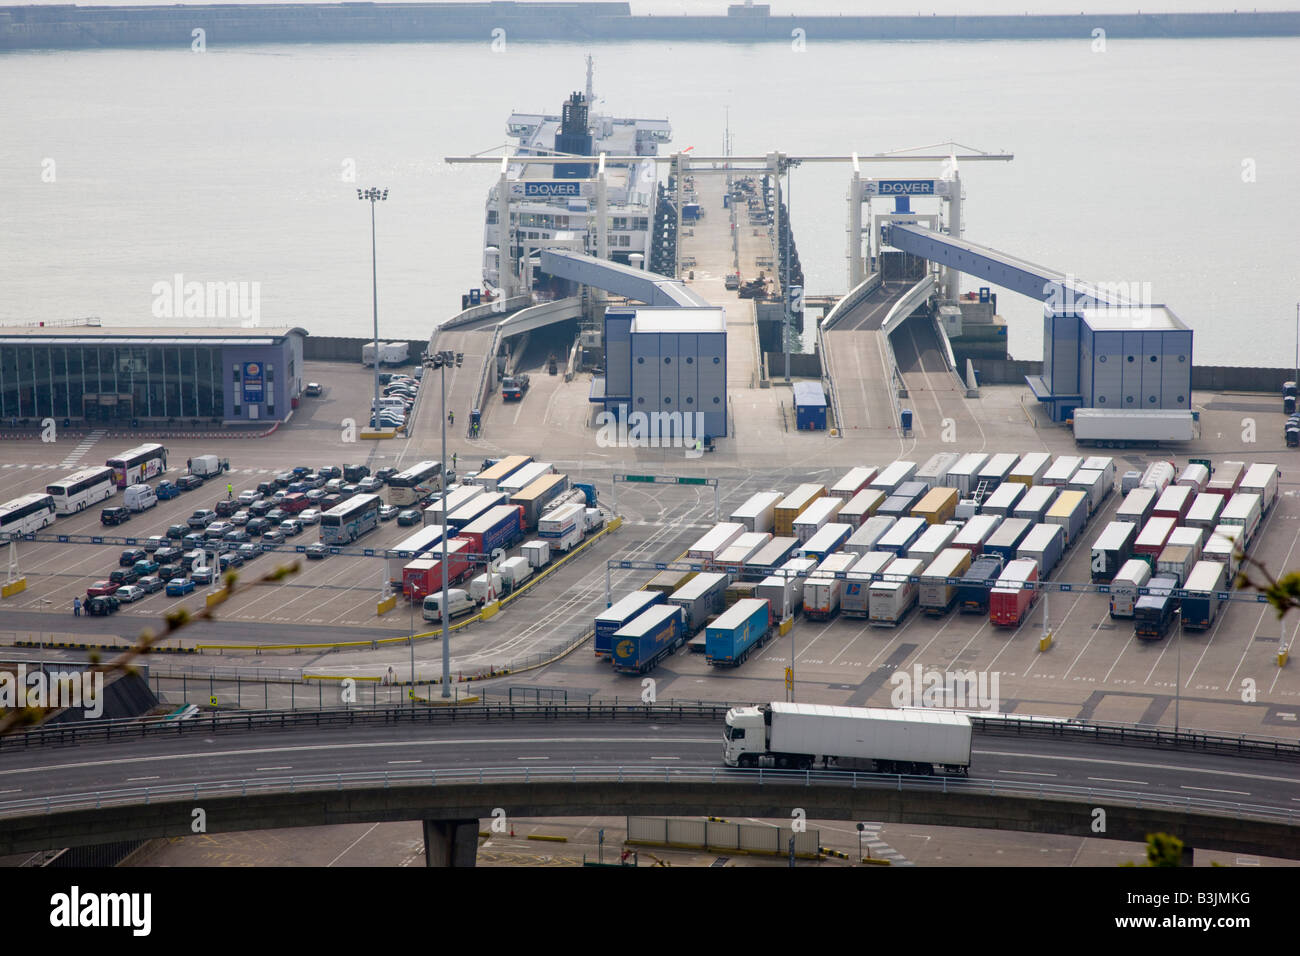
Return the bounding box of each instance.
[0,326,306,425]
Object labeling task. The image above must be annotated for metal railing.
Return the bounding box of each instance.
[1,765,1294,827]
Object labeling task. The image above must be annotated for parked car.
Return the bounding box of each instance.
[100,507,131,527]
[86,594,120,616]
[188,509,217,529]
[256,480,276,497]
[298,509,321,526]
[265,508,287,525]
[166,524,189,540]
[166,577,196,597]
[321,494,342,511]
[115,584,146,603]
[305,542,329,560]
[218,551,244,570]
[274,471,295,488]
[143,535,168,553]
[182,533,206,550]
[86,580,118,598]
[205,521,232,537]
[230,510,251,527]
[374,467,398,483]
[176,475,203,492]
[180,550,204,571]
[215,499,240,518]
[291,466,311,477]
[358,476,384,493]
[132,559,159,576]
[378,504,399,521]
[119,548,146,567]
[237,489,261,505]
[245,518,271,536]
[397,509,421,526]
[157,564,184,582]
[137,575,164,594]
[156,480,181,501]
[154,546,182,564]
[262,529,285,545]
[302,473,327,489]
[108,568,139,587]
[278,519,302,537]
[249,500,274,517]
[190,566,215,586]
[304,382,323,397]
[223,529,251,543]
[305,489,327,504]
[237,543,261,560]
[270,490,287,505]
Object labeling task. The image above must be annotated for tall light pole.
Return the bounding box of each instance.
[426,349,463,699]
[359,187,388,438]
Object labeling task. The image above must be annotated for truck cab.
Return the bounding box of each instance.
[722,705,767,767]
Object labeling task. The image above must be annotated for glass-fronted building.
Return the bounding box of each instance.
[0,327,306,425]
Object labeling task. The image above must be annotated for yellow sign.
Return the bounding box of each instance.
[209,696,218,706]
[785,667,793,691]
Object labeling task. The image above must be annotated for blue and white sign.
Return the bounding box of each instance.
[512,181,590,198]
[242,361,264,404]
[864,179,950,197]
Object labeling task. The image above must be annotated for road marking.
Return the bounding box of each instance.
[255,766,293,771]
[997,770,1057,777]
[517,756,549,761]
[327,821,381,868]
[0,789,22,795]
[1088,777,1148,786]
[126,776,159,782]
[1181,785,1250,796]
[387,759,422,765]
[650,756,679,760]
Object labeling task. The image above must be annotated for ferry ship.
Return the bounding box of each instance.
[482,58,672,294]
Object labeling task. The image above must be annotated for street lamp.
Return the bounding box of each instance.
[857,822,865,863]
[358,187,388,441]
[424,349,463,699]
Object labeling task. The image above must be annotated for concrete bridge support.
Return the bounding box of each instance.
[423,818,479,867]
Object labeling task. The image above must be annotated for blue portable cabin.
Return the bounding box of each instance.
[793,382,827,430]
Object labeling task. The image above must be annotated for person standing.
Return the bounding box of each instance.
[187,457,192,474]
[73,597,81,617]
[227,482,233,500]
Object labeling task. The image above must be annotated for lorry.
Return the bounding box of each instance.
[952,514,1002,555]
[1167,525,1204,561]
[836,488,886,529]
[1139,461,1177,495]
[1176,462,1210,492]
[1071,408,1197,446]
[1239,463,1279,514]
[446,491,508,530]
[984,517,1033,565]
[906,522,959,565]
[803,552,859,620]
[722,702,973,774]
[1017,523,1065,579]
[943,453,989,496]
[1042,455,1082,488]
[425,484,482,525]
[840,551,893,618]
[1068,469,1107,516]
[730,490,784,533]
[756,557,815,618]
[500,373,530,401]
[401,540,471,600]
[644,568,696,597]
[980,480,1025,517]
[1155,544,1197,587]
[876,515,927,556]
[362,341,410,366]
[715,531,772,569]
[1108,559,1153,618]
[791,497,844,542]
[1011,485,1057,525]
[1206,461,1245,500]
[1153,483,1194,522]
[1045,489,1088,547]
[611,604,685,675]
[976,452,1019,492]
[1090,521,1137,583]
[687,522,745,560]
[844,515,895,555]
[537,501,585,553]
[989,558,1039,627]
[1133,516,1177,567]
[773,483,825,536]
[746,536,799,573]
[1219,492,1262,546]
[798,522,853,562]
[919,547,973,615]
[868,557,924,626]
[915,452,959,488]
[704,598,772,666]
[1116,486,1157,527]
[190,454,227,478]
[458,504,525,556]
[1203,525,1242,581]
[1008,452,1051,488]
[1134,576,1180,640]
[497,462,554,500]
[1180,561,1227,631]
[911,486,959,525]
[510,473,570,529]
[829,466,878,500]
[1185,492,1225,531]
[1079,456,1117,498]
[957,555,1005,615]
[667,571,729,634]
[497,555,532,592]
[868,461,918,496]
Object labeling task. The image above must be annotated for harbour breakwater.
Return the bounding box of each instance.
[3,3,1299,52]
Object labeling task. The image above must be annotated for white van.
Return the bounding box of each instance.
[124,483,158,513]
[422,588,476,622]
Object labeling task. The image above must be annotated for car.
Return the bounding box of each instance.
[132,559,159,576]
[302,473,326,490]
[166,524,189,540]
[305,489,327,504]
[237,543,261,560]
[245,518,270,536]
[278,519,302,537]
[188,509,217,529]
[249,500,274,517]
[274,471,295,488]
[205,520,232,537]
[156,480,181,501]
[157,564,184,582]
[256,480,276,496]
[318,466,342,480]
[321,494,342,511]
[291,466,311,477]
[324,478,345,494]
[190,566,215,586]
[304,382,323,397]
[230,510,251,527]
[223,528,251,543]
[182,533,206,550]
[180,550,204,570]
[270,490,287,505]
[119,548,146,567]
[108,568,139,586]
[397,509,421,526]
[115,584,146,603]
[143,535,168,553]
[214,499,240,517]
[218,551,244,570]
[165,577,196,597]
[341,483,361,497]
[374,467,398,483]
[262,529,285,544]
[154,546,182,564]
[370,417,405,429]
[378,504,399,521]
[100,507,131,526]
[265,508,287,525]
[358,476,384,492]
[343,464,371,482]
[286,481,308,495]
[137,575,164,594]
[86,594,120,616]
[237,489,261,505]
[86,580,117,598]
[305,543,329,560]
[176,475,203,492]
[298,509,321,526]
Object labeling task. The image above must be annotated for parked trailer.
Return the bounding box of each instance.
[984,517,1033,565]
[877,491,921,519]
[920,548,973,615]
[446,491,508,530]
[498,555,532,592]
[943,453,989,495]
[1134,576,1180,641]
[976,453,1019,492]
[595,589,667,659]
[716,532,772,568]
[401,540,471,601]
[1167,526,1204,561]
[1220,492,1262,545]
[724,581,757,608]
[644,568,696,597]
[1071,408,1197,445]
[803,552,859,620]
[730,491,784,533]
[1108,559,1153,618]
[611,605,685,675]
[1185,493,1226,531]
[1116,486,1157,527]
[1203,525,1243,582]
[1207,461,1245,500]
[520,539,550,569]
[705,598,772,666]
[829,467,878,500]
[1090,521,1137,583]
[1068,469,1107,516]
[1155,544,1197,587]
[1181,561,1227,631]
[1240,463,1279,514]
[980,481,1025,517]
[773,484,826,536]
[1017,523,1065,579]
[687,522,745,560]
[747,536,799,573]
[877,516,927,556]
[537,501,585,553]
[667,572,730,635]
[1153,484,1194,522]
[1043,455,1083,488]
[497,461,555,498]
[458,504,525,556]
[869,461,919,496]
[957,555,1006,615]
[1080,456,1117,498]
[1012,485,1057,525]
[1134,516,1177,567]
[722,702,973,773]
[906,523,959,565]
[425,485,483,526]
[756,557,816,618]
[471,455,534,492]
[952,514,1002,555]
[836,488,886,529]
[841,551,894,618]
[1045,490,1088,548]
[1177,463,1210,492]
[1139,461,1177,495]
[799,522,853,562]
[916,452,959,488]
[511,472,570,529]
[912,486,959,525]
[868,557,924,627]
[792,497,845,542]
[844,515,895,555]
[1008,452,1051,487]
[989,558,1039,628]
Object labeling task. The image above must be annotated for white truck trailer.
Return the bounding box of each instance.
[1071,408,1197,446]
[723,702,972,774]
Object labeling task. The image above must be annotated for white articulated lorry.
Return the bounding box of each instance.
[722,702,972,774]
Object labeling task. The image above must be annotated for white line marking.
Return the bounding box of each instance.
[1181,785,1249,796]
[255,766,293,771]
[517,756,549,760]
[998,770,1057,777]
[126,776,159,782]
[387,759,422,765]
[1088,777,1148,786]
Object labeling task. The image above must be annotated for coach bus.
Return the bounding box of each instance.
[386,460,444,507]
[45,466,116,515]
[320,493,382,545]
[0,493,57,538]
[105,443,168,488]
